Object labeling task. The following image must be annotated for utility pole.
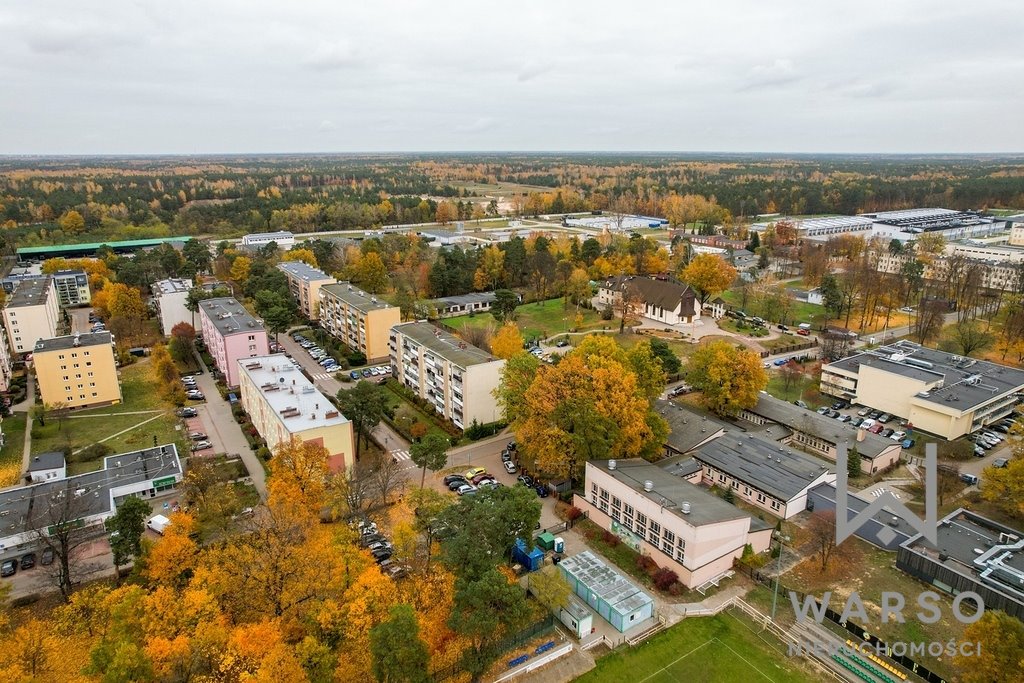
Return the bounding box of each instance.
[770,531,791,621]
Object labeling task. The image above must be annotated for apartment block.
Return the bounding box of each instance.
[575,459,773,589]
[389,321,504,429]
[197,298,270,387]
[153,278,194,334]
[3,277,60,354]
[0,327,11,392]
[51,270,91,307]
[277,261,335,320]
[238,355,354,472]
[319,283,402,363]
[33,332,122,409]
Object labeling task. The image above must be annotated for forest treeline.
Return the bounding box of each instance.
[1,154,1023,247]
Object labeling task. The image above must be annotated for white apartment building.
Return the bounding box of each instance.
[389,321,505,429]
[153,278,194,334]
[2,277,60,354]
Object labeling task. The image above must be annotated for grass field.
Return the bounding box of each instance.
[451,181,554,198]
[0,412,27,486]
[575,611,819,683]
[446,298,610,343]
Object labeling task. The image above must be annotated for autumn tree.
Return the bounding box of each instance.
[370,604,431,683]
[528,566,571,611]
[336,381,387,460]
[981,457,1024,518]
[58,209,85,234]
[491,323,524,360]
[779,361,804,394]
[685,340,767,417]
[490,289,519,323]
[410,432,450,488]
[144,512,199,589]
[230,256,252,287]
[267,438,329,514]
[494,352,540,423]
[807,509,839,572]
[283,248,319,268]
[681,254,737,306]
[472,246,505,291]
[941,320,995,357]
[955,610,1024,683]
[434,201,457,225]
[648,337,681,375]
[104,282,146,320]
[106,496,150,581]
[355,252,389,294]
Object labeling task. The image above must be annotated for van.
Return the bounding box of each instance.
[960,474,979,486]
[798,323,811,330]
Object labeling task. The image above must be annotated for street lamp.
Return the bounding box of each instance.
[770,530,791,621]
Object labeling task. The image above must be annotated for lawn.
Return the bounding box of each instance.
[575,611,820,683]
[0,412,27,486]
[765,374,829,409]
[446,298,609,343]
[381,380,459,445]
[719,290,825,329]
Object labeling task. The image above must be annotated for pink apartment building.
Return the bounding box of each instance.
[197,298,270,387]
[575,459,773,589]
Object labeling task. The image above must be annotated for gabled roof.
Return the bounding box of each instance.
[601,276,697,316]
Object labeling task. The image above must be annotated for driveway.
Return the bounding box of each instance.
[68,307,95,334]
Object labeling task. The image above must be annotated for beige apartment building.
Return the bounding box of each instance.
[277,261,336,320]
[390,321,504,430]
[237,354,354,472]
[3,277,60,355]
[575,459,773,589]
[33,332,122,409]
[319,283,402,363]
[821,340,1024,440]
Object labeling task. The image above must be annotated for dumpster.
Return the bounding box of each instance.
[537,532,556,551]
[512,538,544,572]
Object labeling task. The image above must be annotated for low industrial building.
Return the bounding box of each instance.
[242,231,295,249]
[197,298,270,387]
[319,282,402,363]
[575,459,773,589]
[821,340,1024,440]
[278,261,336,320]
[558,551,654,632]
[806,482,916,551]
[424,292,499,319]
[3,276,59,354]
[897,509,1024,621]
[740,394,902,474]
[32,332,121,409]
[237,354,354,472]
[674,431,836,519]
[153,278,194,334]
[862,208,999,241]
[597,276,701,326]
[16,237,193,261]
[390,321,504,430]
[0,444,182,564]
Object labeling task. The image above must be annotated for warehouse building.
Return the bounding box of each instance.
[821,340,1024,440]
[242,231,295,249]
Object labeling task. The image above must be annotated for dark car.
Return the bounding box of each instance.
[507,441,517,452]
[517,475,534,487]
[501,450,513,462]
[868,410,881,420]
[177,407,198,418]
[851,417,864,427]
[880,428,894,438]
[40,547,54,566]
[535,484,550,498]
[372,548,393,562]
[878,413,892,424]
[361,534,386,547]
[993,458,1010,468]
[778,324,788,331]
[448,480,468,491]
[0,559,15,577]
[471,473,496,486]
[20,553,36,570]
[556,339,569,348]
[361,369,372,378]
[443,474,467,486]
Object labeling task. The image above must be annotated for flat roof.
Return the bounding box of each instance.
[321,282,395,313]
[827,340,1024,412]
[244,231,293,239]
[559,551,653,616]
[154,278,193,295]
[34,331,113,353]
[393,321,499,368]
[17,237,192,257]
[426,291,498,307]
[589,459,749,526]
[655,400,730,454]
[692,432,833,502]
[746,394,898,459]
[796,216,874,231]
[863,208,959,221]
[237,354,348,433]
[26,451,65,472]
[7,277,52,308]
[198,298,264,337]
[809,482,918,540]
[277,261,334,282]
[0,445,181,539]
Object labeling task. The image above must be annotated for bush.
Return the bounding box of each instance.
[257,447,271,461]
[346,351,367,366]
[71,443,114,464]
[602,530,621,547]
[653,567,678,591]
[566,506,583,522]
[668,582,685,596]
[636,555,658,574]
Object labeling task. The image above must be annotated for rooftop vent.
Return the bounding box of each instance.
[608,460,617,471]
[643,480,654,492]
[680,502,691,514]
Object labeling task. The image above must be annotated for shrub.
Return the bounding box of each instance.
[257,447,271,461]
[636,555,658,574]
[602,530,621,547]
[71,443,114,464]
[566,506,583,522]
[654,567,679,591]
[668,582,685,596]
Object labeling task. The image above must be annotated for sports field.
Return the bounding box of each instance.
[575,612,819,683]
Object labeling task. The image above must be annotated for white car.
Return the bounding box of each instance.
[503,460,518,474]
[860,419,876,429]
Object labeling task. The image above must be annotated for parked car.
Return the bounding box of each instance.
[975,445,987,457]
[186,390,205,400]
[797,329,810,336]
[191,440,213,451]
[20,553,35,570]
[372,548,393,562]
[878,413,892,424]
[961,473,979,486]
[456,484,477,496]
[851,417,864,427]
[503,461,518,474]
[471,473,495,485]
[777,324,788,331]
[816,407,830,415]
[773,358,788,366]
[189,432,208,441]
[350,371,361,380]
[464,467,486,479]
[838,415,852,423]
[361,534,386,547]
[507,441,517,451]
[880,428,894,438]
[534,484,550,498]
[362,369,372,378]
[891,431,907,441]
[901,438,915,449]
[501,450,513,462]
[517,475,534,488]
[177,407,198,418]
[868,410,881,420]
[0,559,15,577]
[556,339,569,348]
[794,400,808,408]
[993,458,1010,468]
[868,423,884,434]
[443,474,467,486]
[831,401,847,410]
[40,547,54,566]
[857,407,872,417]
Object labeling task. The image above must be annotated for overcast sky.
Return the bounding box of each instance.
[1,0,1022,154]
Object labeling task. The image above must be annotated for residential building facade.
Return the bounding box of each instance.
[278,261,336,320]
[575,459,773,589]
[389,321,504,429]
[197,298,270,387]
[597,276,700,326]
[3,277,59,354]
[319,283,402,363]
[153,278,194,334]
[821,340,1024,440]
[33,332,122,409]
[237,355,354,472]
[0,327,12,392]
[50,270,91,307]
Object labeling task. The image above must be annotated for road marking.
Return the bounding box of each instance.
[391,450,411,462]
[311,372,333,380]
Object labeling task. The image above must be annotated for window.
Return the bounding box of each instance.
[718,473,727,483]
[744,486,751,496]
[771,500,780,511]
[637,513,647,526]
[650,521,661,536]
[756,493,766,503]
[599,487,609,502]
[611,496,621,509]
[71,352,77,358]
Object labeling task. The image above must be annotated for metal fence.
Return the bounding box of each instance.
[430,615,556,682]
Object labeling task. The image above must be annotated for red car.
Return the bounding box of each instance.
[471,473,495,486]
[797,329,810,336]
[868,423,884,434]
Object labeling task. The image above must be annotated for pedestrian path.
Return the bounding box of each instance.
[391,449,411,462]
[310,372,334,381]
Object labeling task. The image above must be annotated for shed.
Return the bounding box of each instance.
[558,595,595,639]
[537,532,556,551]
[558,551,654,632]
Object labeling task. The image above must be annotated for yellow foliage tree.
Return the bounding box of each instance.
[230,256,252,285]
[490,323,524,360]
[144,512,200,588]
[105,282,147,320]
[685,339,767,416]
[58,210,85,234]
[434,201,457,225]
[681,253,737,306]
[282,248,318,268]
[473,246,505,290]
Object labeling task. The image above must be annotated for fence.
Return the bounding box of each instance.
[430,615,556,682]
[758,339,819,359]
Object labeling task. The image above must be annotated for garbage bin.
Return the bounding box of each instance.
[554,537,565,553]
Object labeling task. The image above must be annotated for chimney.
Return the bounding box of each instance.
[857,428,866,442]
